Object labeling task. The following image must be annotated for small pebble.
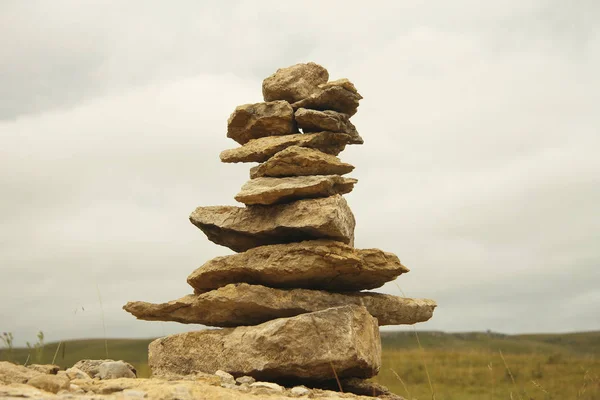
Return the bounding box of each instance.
[235,375,256,385]
[250,381,284,392]
[290,385,311,396]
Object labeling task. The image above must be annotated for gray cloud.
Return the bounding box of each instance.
[1,0,599,345]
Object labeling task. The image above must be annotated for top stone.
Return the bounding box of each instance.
[262,62,329,103]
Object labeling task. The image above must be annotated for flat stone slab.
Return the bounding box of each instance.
[123,283,437,327]
[187,240,409,292]
[262,62,329,104]
[295,108,363,144]
[291,79,362,116]
[189,195,355,252]
[148,305,381,381]
[220,132,353,163]
[227,101,297,145]
[249,146,355,179]
[234,175,357,205]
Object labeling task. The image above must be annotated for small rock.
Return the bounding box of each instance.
[98,361,136,379]
[250,381,284,392]
[291,385,311,396]
[27,373,70,394]
[214,369,235,385]
[123,389,148,398]
[27,364,60,375]
[235,375,256,385]
[69,383,85,394]
[227,101,297,145]
[65,366,91,380]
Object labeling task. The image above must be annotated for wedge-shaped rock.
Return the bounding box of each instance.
[250,146,355,178]
[189,195,355,252]
[148,305,381,381]
[295,108,363,144]
[292,79,362,116]
[227,101,297,145]
[123,283,436,327]
[235,176,357,205]
[262,62,329,103]
[187,240,409,292]
[220,132,353,163]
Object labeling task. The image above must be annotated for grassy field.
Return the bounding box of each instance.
[1,331,598,399]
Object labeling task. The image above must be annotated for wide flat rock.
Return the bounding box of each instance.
[187,240,409,292]
[220,131,353,163]
[189,195,355,252]
[262,62,329,103]
[149,305,381,382]
[123,283,436,327]
[250,146,355,178]
[295,108,363,144]
[234,175,357,205]
[291,79,362,116]
[227,101,297,145]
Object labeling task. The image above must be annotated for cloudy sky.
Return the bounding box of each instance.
[1,0,599,346]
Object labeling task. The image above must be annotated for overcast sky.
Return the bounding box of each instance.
[1,0,599,346]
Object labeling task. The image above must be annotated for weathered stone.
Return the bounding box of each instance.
[235,175,357,205]
[65,367,90,381]
[215,370,235,385]
[27,364,59,375]
[250,146,354,179]
[290,385,311,397]
[187,240,409,292]
[72,360,136,379]
[292,80,362,116]
[0,361,41,384]
[123,283,436,327]
[189,195,355,252]
[262,62,329,103]
[27,374,70,394]
[236,376,256,385]
[98,361,136,380]
[148,305,381,381]
[250,381,284,392]
[220,132,353,163]
[227,101,297,145]
[295,109,363,144]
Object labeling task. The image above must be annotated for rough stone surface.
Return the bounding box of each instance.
[290,386,311,396]
[65,367,90,381]
[250,381,284,392]
[235,175,357,205]
[227,101,297,145]
[0,361,41,384]
[148,305,381,381]
[250,146,355,179]
[215,370,235,385]
[291,80,362,116]
[220,132,353,163]
[27,374,70,394]
[262,63,329,103]
[236,376,256,385]
[295,108,363,144]
[189,195,355,252]
[187,240,409,292]
[27,364,60,375]
[98,361,136,380]
[123,283,436,327]
[72,360,135,379]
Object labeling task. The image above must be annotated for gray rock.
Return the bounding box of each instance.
[290,385,311,396]
[148,305,381,381]
[250,381,284,392]
[98,361,136,380]
[235,376,256,385]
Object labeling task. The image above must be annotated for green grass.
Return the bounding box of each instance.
[1,331,598,399]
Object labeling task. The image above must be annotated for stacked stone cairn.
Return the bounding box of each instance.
[124,62,437,390]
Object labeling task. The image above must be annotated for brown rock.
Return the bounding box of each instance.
[250,146,355,178]
[295,108,363,144]
[148,305,381,381]
[220,131,353,163]
[262,62,329,103]
[235,175,357,205]
[227,101,297,145]
[189,195,355,252]
[0,361,41,384]
[291,80,362,116]
[123,283,436,327]
[27,374,70,394]
[187,240,409,292]
[26,364,60,375]
[72,360,136,379]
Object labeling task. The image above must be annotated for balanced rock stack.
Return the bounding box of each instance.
[124,63,436,388]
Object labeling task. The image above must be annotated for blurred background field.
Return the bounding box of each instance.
[2,330,598,399]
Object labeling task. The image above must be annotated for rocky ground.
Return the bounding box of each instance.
[0,360,405,400]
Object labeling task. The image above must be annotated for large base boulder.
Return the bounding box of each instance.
[148,305,381,382]
[189,195,355,252]
[123,283,437,327]
[187,240,408,292]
